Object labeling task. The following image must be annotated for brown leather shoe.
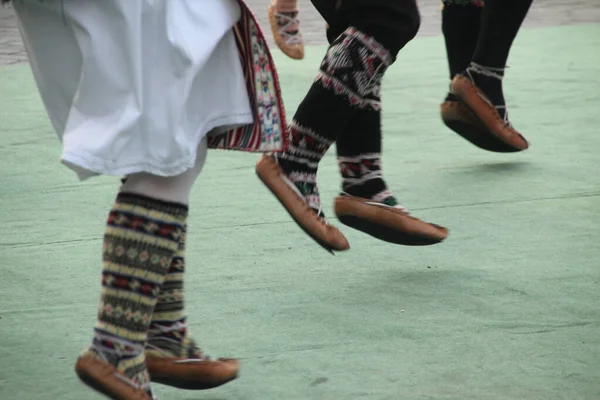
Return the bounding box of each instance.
[146,354,239,390]
[75,353,151,400]
[334,196,448,246]
[267,1,304,60]
[256,154,350,253]
[441,100,512,152]
[450,75,529,153]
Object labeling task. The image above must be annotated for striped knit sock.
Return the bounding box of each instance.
[276,27,393,216]
[146,225,202,358]
[338,152,399,207]
[335,44,398,207]
[86,193,187,396]
[337,109,399,207]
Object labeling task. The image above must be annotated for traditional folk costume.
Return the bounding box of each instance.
[256,0,449,252]
[255,0,535,252]
[8,0,286,399]
[440,0,533,153]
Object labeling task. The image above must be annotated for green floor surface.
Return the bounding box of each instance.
[1,23,599,400]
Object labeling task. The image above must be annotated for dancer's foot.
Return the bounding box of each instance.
[267,0,304,60]
[335,155,448,246]
[441,92,494,151]
[75,331,154,400]
[256,153,349,253]
[145,323,239,390]
[450,62,529,152]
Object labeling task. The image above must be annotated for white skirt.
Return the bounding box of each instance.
[13,0,254,180]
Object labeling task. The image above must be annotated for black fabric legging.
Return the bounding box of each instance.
[306,0,421,187]
[311,0,421,56]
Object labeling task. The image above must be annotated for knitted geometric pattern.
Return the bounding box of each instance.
[93,193,188,389]
[316,27,393,111]
[275,28,394,216]
[207,2,288,153]
[147,327,205,359]
[151,225,186,323]
[338,153,399,207]
[85,332,152,393]
[146,225,204,359]
[339,153,384,184]
[278,121,334,213]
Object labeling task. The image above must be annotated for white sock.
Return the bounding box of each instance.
[120,138,207,204]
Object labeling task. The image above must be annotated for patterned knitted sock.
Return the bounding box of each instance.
[337,106,399,207]
[146,225,202,358]
[87,193,187,396]
[442,0,483,101]
[276,27,393,215]
[333,29,399,207]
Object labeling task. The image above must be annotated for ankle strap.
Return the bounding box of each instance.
[467,62,506,81]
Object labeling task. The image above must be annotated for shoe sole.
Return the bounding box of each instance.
[334,196,447,246]
[443,117,522,153]
[256,167,336,255]
[151,375,237,391]
[338,214,444,246]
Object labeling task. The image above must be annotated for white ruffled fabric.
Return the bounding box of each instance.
[14,0,253,180]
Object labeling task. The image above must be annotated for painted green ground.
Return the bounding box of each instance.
[1,23,599,400]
